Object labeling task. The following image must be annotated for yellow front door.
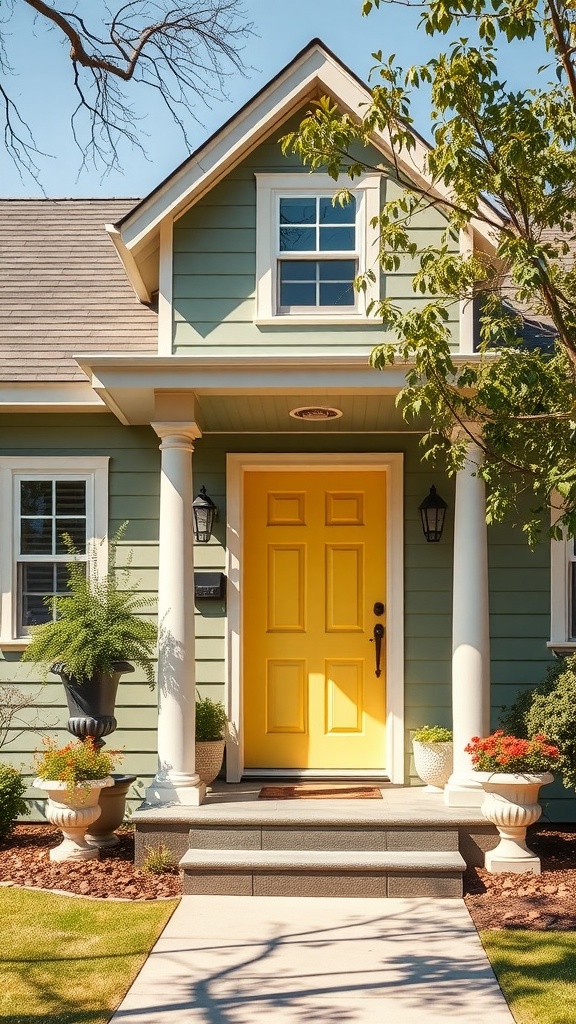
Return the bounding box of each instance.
[243,469,386,770]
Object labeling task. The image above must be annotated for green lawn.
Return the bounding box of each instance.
[0,888,178,1024]
[482,930,576,1024]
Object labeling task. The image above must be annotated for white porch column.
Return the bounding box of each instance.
[146,422,206,806]
[444,440,491,807]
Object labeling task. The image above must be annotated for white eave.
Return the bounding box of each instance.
[0,381,107,413]
[112,39,504,294]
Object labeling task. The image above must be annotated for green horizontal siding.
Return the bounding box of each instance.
[172,108,458,354]
[3,417,573,820]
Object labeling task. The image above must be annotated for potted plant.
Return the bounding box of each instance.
[465,730,560,874]
[195,696,227,785]
[33,737,119,862]
[22,529,157,744]
[412,725,453,792]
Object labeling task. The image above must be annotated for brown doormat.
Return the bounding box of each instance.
[258,785,383,800]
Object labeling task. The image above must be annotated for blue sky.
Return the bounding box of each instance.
[2,0,545,198]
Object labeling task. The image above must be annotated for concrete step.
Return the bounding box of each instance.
[180,848,466,898]
[188,823,460,853]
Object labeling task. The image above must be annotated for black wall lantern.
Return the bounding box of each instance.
[192,486,217,543]
[419,485,448,543]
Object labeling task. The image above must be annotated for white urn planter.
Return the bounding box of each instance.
[34,776,114,862]
[413,740,453,792]
[475,772,553,874]
[195,739,225,786]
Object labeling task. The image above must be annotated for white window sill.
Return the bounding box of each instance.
[546,641,576,655]
[0,638,30,651]
[255,317,383,327]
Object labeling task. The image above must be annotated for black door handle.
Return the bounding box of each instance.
[370,623,385,678]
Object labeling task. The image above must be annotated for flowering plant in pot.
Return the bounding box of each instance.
[464,730,559,873]
[412,725,453,792]
[33,737,120,862]
[195,697,227,785]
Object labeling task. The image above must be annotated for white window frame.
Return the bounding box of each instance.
[0,457,109,648]
[549,525,576,653]
[255,172,381,324]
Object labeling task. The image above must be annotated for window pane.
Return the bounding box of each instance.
[280,261,316,282]
[19,562,73,631]
[319,260,356,281]
[279,198,316,225]
[21,518,52,554]
[280,282,316,306]
[319,196,356,224]
[21,563,55,594]
[55,518,86,554]
[320,281,355,306]
[20,480,52,516]
[279,227,316,252]
[56,481,86,516]
[571,562,576,638]
[319,226,355,251]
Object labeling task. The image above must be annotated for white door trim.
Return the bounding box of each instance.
[225,453,405,783]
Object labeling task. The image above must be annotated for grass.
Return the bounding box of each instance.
[482,930,576,1024]
[0,887,178,1024]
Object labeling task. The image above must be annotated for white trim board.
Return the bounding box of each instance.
[225,452,405,784]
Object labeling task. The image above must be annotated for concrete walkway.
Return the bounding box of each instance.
[110,896,515,1023]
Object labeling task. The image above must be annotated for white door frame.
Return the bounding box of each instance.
[225,453,405,783]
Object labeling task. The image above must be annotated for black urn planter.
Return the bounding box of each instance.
[51,661,134,744]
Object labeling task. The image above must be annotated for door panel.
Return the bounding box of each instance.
[243,469,386,770]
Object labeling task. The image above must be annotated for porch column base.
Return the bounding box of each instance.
[145,774,206,807]
[444,777,485,808]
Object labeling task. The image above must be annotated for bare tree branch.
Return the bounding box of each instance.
[0,0,253,179]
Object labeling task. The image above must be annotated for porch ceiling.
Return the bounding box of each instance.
[75,353,424,427]
[197,393,416,433]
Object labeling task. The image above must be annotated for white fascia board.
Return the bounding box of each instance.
[119,43,503,257]
[106,224,152,303]
[121,50,327,249]
[0,382,106,412]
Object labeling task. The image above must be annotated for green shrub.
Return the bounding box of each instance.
[141,845,176,874]
[0,763,29,838]
[500,655,576,790]
[195,697,227,741]
[413,725,452,743]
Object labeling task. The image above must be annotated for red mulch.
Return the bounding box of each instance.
[464,826,576,931]
[0,824,180,901]
[1,823,575,929]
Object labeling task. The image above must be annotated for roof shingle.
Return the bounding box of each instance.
[0,199,157,383]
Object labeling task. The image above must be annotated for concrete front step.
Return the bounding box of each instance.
[180,848,466,898]
[188,823,460,852]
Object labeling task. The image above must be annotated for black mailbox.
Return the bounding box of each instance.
[194,572,226,599]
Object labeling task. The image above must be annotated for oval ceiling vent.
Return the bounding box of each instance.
[289,406,343,421]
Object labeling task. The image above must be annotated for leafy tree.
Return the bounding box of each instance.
[283,0,576,543]
[1,1,251,182]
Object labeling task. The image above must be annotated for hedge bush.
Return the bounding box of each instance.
[0,763,29,838]
[500,655,576,790]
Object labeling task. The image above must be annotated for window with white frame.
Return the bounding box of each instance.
[255,173,380,322]
[0,458,108,644]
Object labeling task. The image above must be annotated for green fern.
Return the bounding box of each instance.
[22,527,157,686]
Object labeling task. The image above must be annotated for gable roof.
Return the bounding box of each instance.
[0,199,157,383]
[112,39,504,296]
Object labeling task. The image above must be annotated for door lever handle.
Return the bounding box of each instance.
[370,623,385,678]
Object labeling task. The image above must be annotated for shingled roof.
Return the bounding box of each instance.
[0,199,157,383]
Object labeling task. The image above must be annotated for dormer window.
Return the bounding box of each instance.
[255,173,380,323]
[278,196,357,312]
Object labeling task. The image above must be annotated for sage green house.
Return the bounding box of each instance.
[0,41,572,821]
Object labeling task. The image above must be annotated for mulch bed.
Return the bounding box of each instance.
[464,826,576,931]
[0,824,180,901]
[1,824,575,929]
